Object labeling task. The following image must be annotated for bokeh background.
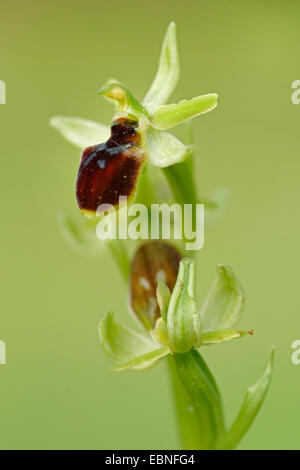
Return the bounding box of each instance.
[0,0,299,450]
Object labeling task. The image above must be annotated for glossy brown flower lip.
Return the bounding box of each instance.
[76,118,146,216]
[130,241,182,330]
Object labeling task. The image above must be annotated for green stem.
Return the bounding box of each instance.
[163,131,224,449]
[171,349,225,450]
[162,157,197,206]
[162,121,198,206]
[167,355,204,449]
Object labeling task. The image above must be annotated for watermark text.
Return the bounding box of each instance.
[291,340,300,365]
[0,340,6,364]
[0,80,6,104]
[291,80,300,104]
[96,197,204,251]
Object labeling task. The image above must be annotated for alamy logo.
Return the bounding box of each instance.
[0,80,6,104]
[0,340,6,364]
[291,340,300,365]
[96,196,204,251]
[291,80,300,104]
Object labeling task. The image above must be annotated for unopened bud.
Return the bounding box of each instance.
[130,241,182,330]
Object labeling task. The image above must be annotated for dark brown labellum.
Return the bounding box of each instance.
[130,241,182,330]
[76,118,146,216]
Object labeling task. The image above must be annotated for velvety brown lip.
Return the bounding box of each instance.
[76,118,145,214]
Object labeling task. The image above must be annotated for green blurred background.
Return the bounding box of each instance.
[0,0,299,450]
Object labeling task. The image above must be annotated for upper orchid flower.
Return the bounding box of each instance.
[50,22,218,216]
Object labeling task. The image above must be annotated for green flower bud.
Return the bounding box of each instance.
[167,258,202,353]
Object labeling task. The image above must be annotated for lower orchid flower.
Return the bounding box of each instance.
[99,241,253,369]
[99,241,274,450]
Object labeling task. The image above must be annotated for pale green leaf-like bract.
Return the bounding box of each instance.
[200,265,246,332]
[50,116,110,149]
[218,348,275,449]
[143,22,179,114]
[99,312,168,371]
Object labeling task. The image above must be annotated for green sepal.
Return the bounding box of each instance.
[143,22,179,114]
[167,258,202,353]
[50,116,110,148]
[99,312,167,371]
[202,328,253,345]
[218,347,275,450]
[146,127,188,168]
[200,264,246,332]
[112,346,170,372]
[151,94,218,130]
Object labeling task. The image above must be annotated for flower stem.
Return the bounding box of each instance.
[162,157,197,206]
[167,355,204,449]
[170,349,225,450]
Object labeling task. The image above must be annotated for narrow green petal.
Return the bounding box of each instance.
[200,265,246,332]
[99,312,165,371]
[50,116,110,148]
[218,348,275,450]
[151,317,169,346]
[146,128,187,168]
[143,22,179,114]
[167,258,202,353]
[174,349,225,450]
[156,277,171,320]
[202,328,254,345]
[112,346,169,372]
[151,94,218,130]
